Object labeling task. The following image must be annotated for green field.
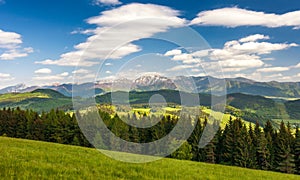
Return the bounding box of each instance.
[202,108,257,129]
[0,92,49,102]
[0,137,299,179]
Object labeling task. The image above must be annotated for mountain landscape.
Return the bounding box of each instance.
[2,75,300,98]
[1,84,299,129]
[2,0,300,178]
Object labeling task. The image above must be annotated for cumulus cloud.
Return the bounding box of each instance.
[164,50,202,65]
[164,49,182,56]
[190,7,300,29]
[34,68,52,74]
[164,34,298,77]
[239,34,270,43]
[36,3,186,67]
[206,34,297,70]
[0,29,22,49]
[0,29,33,60]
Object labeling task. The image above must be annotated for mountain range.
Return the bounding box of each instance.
[1,75,300,98]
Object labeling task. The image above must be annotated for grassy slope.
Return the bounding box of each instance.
[0,89,72,113]
[0,137,299,179]
[202,108,256,129]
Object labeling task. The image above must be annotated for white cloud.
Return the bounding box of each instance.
[0,29,33,60]
[239,34,270,43]
[0,73,14,81]
[72,68,90,74]
[165,34,298,76]
[60,72,69,77]
[0,49,28,60]
[206,35,297,71]
[94,0,121,6]
[105,70,112,74]
[294,63,300,68]
[257,67,290,73]
[0,29,22,49]
[190,7,300,29]
[34,68,52,74]
[36,3,186,67]
[164,49,182,56]
[171,53,202,64]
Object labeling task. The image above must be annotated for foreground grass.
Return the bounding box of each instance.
[0,137,299,179]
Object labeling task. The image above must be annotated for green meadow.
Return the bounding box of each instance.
[0,137,299,179]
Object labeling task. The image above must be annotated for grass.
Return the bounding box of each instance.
[0,137,299,179]
[202,107,256,129]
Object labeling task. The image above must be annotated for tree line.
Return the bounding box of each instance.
[0,107,299,175]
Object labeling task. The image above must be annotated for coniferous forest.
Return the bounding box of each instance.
[0,107,299,175]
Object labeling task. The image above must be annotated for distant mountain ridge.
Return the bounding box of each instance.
[1,75,300,98]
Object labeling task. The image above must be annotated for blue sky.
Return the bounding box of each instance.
[0,0,300,88]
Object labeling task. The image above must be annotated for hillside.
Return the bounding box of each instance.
[96,90,213,106]
[0,137,298,179]
[0,89,72,112]
[96,90,300,122]
[0,89,299,124]
[285,100,300,119]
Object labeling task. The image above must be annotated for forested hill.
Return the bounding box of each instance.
[96,90,300,122]
[0,89,72,113]
[0,89,300,123]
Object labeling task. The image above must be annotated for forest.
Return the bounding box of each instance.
[0,107,299,175]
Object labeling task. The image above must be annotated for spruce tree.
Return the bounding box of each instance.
[294,127,300,174]
[274,121,295,173]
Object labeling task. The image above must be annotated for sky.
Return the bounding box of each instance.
[0,0,300,88]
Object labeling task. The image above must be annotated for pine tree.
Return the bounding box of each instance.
[248,123,257,169]
[274,121,295,173]
[294,127,300,174]
[170,141,193,160]
[221,118,236,165]
[187,117,203,161]
[264,120,275,169]
[256,132,270,170]
[277,146,295,174]
[234,125,252,168]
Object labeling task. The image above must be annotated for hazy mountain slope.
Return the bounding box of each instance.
[1,76,300,98]
[285,99,300,119]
